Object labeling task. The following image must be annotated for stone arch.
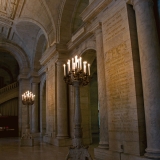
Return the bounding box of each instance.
[57,0,78,43]
[14,18,49,45]
[80,49,99,143]
[40,0,57,45]
[0,42,30,73]
[40,75,46,135]
[33,34,47,71]
[77,37,96,55]
[0,65,14,83]
[81,49,96,66]
[58,0,89,43]
[71,0,89,33]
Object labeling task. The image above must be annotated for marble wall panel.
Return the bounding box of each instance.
[46,59,56,137]
[102,0,145,155]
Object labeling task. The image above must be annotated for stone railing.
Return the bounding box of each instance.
[0,82,19,94]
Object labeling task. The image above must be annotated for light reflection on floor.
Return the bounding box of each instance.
[0,138,98,160]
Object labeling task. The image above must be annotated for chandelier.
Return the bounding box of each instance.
[63,56,91,86]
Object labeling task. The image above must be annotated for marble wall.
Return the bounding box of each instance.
[16,0,159,159]
[45,58,56,138]
[102,0,145,156]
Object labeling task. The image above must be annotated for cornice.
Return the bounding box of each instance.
[38,65,47,76]
[80,0,113,22]
[28,70,39,78]
[30,76,40,83]
[40,44,57,66]
[67,28,92,51]
[67,22,101,51]
[18,73,28,81]
[131,0,153,8]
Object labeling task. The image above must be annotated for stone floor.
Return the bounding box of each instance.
[0,137,98,160]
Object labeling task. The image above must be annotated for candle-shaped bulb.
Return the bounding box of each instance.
[72,58,74,70]
[67,60,70,73]
[63,64,66,76]
[73,63,75,70]
[83,61,87,73]
[80,57,82,70]
[75,55,78,69]
[77,58,80,69]
[88,64,90,75]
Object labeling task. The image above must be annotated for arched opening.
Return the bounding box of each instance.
[40,81,46,135]
[89,58,99,143]
[71,0,89,34]
[33,34,47,71]
[0,41,30,137]
[0,51,19,138]
[80,49,99,144]
[0,51,19,88]
[0,42,30,73]
[30,34,47,134]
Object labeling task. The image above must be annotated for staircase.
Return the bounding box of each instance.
[0,82,19,104]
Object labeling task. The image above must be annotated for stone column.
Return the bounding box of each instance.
[157,0,160,39]
[18,76,30,135]
[95,27,109,149]
[158,0,160,20]
[31,78,39,133]
[133,0,160,158]
[56,59,69,139]
[40,74,46,136]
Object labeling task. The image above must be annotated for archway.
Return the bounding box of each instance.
[40,80,46,135]
[0,49,20,138]
[0,42,29,73]
[58,0,89,43]
[30,33,47,134]
[80,49,99,144]
[33,34,47,71]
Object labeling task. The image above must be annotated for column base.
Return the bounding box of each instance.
[32,132,41,138]
[94,149,156,160]
[122,153,157,160]
[56,135,69,139]
[54,137,72,147]
[66,146,92,160]
[145,148,160,159]
[98,144,109,149]
[43,134,54,144]
[20,129,34,146]
[94,147,110,160]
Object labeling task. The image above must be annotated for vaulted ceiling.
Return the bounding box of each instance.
[0,0,89,85]
[0,0,89,47]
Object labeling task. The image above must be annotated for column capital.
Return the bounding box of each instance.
[131,0,154,8]
[30,76,40,83]
[56,58,67,66]
[18,73,28,81]
[91,22,102,35]
[95,26,102,36]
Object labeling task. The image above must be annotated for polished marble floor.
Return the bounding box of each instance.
[0,137,98,160]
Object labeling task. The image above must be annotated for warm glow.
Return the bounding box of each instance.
[63,56,91,76]
[22,91,35,102]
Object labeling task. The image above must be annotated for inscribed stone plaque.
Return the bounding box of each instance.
[102,2,145,155]
[46,62,55,134]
